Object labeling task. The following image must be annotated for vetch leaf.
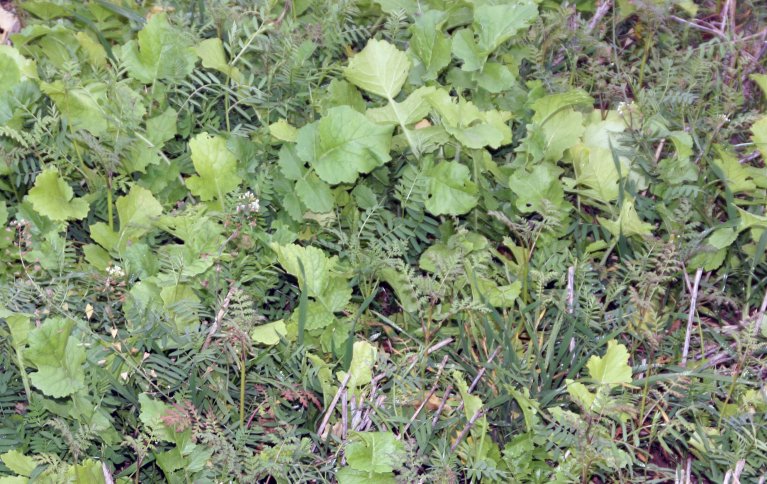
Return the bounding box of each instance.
[120,13,196,84]
[344,39,410,99]
[424,160,478,216]
[296,106,393,185]
[26,168,90,221]
[187,132,242,203]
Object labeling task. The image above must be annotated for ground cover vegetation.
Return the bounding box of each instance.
[0,0,766,482]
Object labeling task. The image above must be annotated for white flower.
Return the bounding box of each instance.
[236,191,260,213]
[106,265,125,278]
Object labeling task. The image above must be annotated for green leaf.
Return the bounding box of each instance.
[271,243,337,298]
[0,45,36,95]
[337,467,396,484]
[293,300,335,330]
[345,431,405,474]
[251,320,287,345]
[452,28,485,72]
[296,106,393,185]
[40,81,108,135]
[0,451,36,477]
[269,118,299,143]
[278,144,306,180]
[424,160,479,216]
[146,107,178,147]
[713,150,756,194]
[295,173,334,213]
[193,38,243,83]
[25,317,86,398]
[344,39,410,99]
[474,1,539,53]
[187,132,242,203]
[120,13,196,84]
[751,116,767,165]
[337,341,377,389]
[138,393,175,442]
[508,163,566,214]
[598,199,653,238]
[366,86,435,126]
[26,168,90,221]
[409,11,451,80]
[586,340,633,385]
[427,89,512,149]
[116,185,164,241]
[476,62,514,93]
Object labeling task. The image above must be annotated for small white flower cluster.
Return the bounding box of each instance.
[8,218,29,228]
[106,264,125,278]
[236,191,260,213]
[617,101,635,116]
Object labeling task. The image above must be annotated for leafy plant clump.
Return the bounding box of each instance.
[1,0,766,482]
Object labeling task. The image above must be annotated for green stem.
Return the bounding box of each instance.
[239,343,246,427]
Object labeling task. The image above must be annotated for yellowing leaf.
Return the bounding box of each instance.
[269,118,298,143]
[598,199,653,238]
[586,340,632,385]
[251,320,287,345]
[187,132,242,204]
[26,168,90,221]
[337,341,377,389]
[344,39,410,99]
[120,13,196,84]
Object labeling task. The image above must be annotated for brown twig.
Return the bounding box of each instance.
[202,283,237,350]
[317,373,351,438]
[681,269,703,367]
[431,383,453,427]
[399,355,449,439]
[450,408,486,452]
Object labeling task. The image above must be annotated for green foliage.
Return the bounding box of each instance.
[1,0,766,482]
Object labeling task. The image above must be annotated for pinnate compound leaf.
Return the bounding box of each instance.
[424,161,478,216]
[344,39,410,99]
[296,106,393,185]
[27,168,89,221]
[187,132,242,202]
[120,13,196,84]
[586,340,632,385]
[345,431,405,474]
[25,317,86,398]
